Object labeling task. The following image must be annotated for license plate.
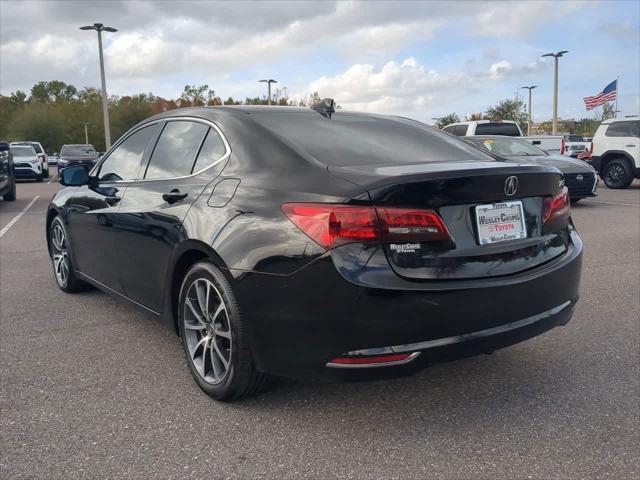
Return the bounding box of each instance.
[475,201,527,245]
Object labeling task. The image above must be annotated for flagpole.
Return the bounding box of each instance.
[615,76,619,118]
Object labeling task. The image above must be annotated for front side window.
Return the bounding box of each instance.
[98,125,156,181]
[144,121,208,179]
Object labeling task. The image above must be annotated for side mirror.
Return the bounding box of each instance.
[59,164,93,187]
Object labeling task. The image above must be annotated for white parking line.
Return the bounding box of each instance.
[47,175,55,184]
[0,195,40,239]
[585,200,640,207]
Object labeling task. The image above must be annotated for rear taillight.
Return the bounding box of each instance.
[282,203,450,249]
[542,187,570,224]
[589,142,593,154]
[561,137,566,155]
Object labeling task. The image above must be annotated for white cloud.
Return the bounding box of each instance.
[489,60,512,80]
[300,58,467,117]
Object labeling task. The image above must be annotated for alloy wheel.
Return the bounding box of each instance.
[183,278,233,384]
[51,223,70,287]
[605,163,625,187]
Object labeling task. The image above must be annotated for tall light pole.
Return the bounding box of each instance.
[541,50,568,135]
[521,86,537,136]
[80,23,117,149]
[83,122,91,144]
[259,79,278,105]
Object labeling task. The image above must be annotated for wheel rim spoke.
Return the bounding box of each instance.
[183,277,232,385]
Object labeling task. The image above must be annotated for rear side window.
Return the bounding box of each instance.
[98,125,156,181]
[442,125,468,136]
[605,121,640,138]
[191,128,227,173]
[474,123,521,136]
[453,125,468,136]
[144,121,208,179]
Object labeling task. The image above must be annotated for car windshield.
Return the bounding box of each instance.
[14,142,42,153]
[473,138,546,157]
[61,145,97,156]
[11,146,36,156]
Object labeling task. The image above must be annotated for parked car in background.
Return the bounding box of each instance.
[58,144,99,169]
[562,134,590,158]
[589,119,640,189]
[11,144,43,182]
[11,141,49,178]
[48,153,59,165]
[0,141,17,201]
[462,136,598,202]
[441,120,565,155]
[47,106,582,400]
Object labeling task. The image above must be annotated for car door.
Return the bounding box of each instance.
[113,119,229,312]
[65,123,160,292]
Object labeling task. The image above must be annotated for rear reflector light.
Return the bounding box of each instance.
[329,353,415,365]
[542,187,570,224]
[282,203,450,249]
[561,137,566,155]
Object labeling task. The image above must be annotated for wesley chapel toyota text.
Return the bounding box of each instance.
[47,105,582,400]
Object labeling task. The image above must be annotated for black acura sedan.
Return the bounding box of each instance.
[47,105,582,400]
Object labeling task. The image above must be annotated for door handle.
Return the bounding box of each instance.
[162,189,188,204]
[105,196,120,206]
[625,144,637,148]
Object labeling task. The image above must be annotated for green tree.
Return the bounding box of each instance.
[435,113,460,129]
[179,84,216,107]
[483,95,528,132]
[7,103,69,152]
[30,80,78,103]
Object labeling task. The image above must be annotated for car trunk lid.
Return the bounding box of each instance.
[331,161,570,280]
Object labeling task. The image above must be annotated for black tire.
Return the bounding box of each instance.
[3,179,16,201]
[178,260,269,401]
[603,158,633,189]
[36,174,43,183]
[48,216,89,293]
[43,168,49,179]
[571,197,582,204]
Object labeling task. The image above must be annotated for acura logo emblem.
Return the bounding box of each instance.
[504,176,518,196]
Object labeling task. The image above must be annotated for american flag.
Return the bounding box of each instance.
[583,80,617,111]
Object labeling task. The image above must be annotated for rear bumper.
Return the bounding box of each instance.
[232,229,582,381]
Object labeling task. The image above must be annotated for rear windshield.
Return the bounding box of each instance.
[565,135,585,142]
[474,123,521,136]
[61,145,97,156]
[11,146,36,156]
[250,112,494,166]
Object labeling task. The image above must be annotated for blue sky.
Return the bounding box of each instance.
[1,0,638,123]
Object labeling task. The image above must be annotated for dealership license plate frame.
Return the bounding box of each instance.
[475,200,527,245]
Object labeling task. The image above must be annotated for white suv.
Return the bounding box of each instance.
[11,141,49,179]
[590,119,640,189]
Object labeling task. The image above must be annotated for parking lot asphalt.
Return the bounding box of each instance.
[1,174,639,480]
